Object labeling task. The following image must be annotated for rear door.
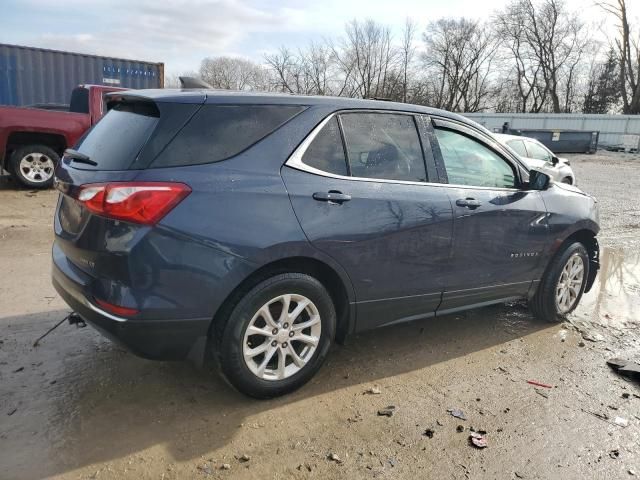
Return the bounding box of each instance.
[282,111,453,330]
[430,119,549,314]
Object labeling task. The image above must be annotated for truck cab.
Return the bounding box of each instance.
[0,84,125,188]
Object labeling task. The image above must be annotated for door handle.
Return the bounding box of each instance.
[456,197,482,209]
[313,191,352,204]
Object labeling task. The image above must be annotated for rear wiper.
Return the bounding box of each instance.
[64,148,97,166]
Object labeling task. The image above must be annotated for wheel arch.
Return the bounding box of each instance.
[210,256,354,347]
[553,228,599,293]
[5,131,67,165]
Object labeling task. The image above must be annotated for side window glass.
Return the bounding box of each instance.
[301,117,348,176]
[435,128,516,188]
[526,141,552,161]
[340,113,427,182]
[507,139,528,157]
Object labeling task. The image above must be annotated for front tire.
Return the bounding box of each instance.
[218,273,336,398]
[530,242,589,322]
[9,145,59,188]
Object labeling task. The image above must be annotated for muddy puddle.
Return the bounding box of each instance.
[573,246,640,328]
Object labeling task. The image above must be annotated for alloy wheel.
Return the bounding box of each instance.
[555,253,584,313]
[19,153,55,183]
[242,294,321,381]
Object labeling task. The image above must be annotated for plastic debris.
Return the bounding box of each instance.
[614,416,629,427]
[364,387,381,395]
[469,431,487,448]
[607,358,640,379]
[527,380,553,389]
[447,408,467,420]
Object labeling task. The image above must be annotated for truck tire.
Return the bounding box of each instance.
[530,242,589,322]
[9,145,59,188]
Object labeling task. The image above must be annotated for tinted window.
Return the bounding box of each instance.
[301,117,348,175]
[435,128,516,188]
[525,141,552,161]
[69,87,89,114]
[507,139,528,157]
[75,102,159,170]
[340,113,426,182]
[152,105,305,168]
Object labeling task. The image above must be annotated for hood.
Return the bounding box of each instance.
[553,181,592,199]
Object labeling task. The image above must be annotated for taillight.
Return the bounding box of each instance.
[73,182,191,225]
[95,298,139,317]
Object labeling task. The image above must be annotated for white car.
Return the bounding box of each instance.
[494,133,576,185]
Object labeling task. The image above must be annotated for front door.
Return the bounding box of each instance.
[430,120,549,314]
[282,111,453,330]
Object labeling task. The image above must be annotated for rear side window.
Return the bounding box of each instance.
[301,117,348,175]
[152,105,305,168]
[75,102,159,170]
[340,113,426,182]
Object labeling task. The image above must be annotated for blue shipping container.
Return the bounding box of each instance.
[0,43,164,106]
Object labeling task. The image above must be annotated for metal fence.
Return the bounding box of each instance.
[465,113,640,150]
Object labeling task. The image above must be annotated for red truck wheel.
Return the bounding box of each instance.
[10,145,59,189]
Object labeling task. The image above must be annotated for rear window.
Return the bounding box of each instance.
[75,102,159,170]
[151,105,306,168]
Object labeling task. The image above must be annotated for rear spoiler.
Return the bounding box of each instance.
[179,76,213,89]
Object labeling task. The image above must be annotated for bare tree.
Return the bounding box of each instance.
[494,0,591,113]
[422,18,499,112]
[334,19,400,99]
[597,0,640,113]
[400,18,418,103]
[199,56,269,91]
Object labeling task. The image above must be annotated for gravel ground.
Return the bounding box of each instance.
[0,153,639,480]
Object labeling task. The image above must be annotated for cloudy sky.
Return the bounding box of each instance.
[1,0,636,76]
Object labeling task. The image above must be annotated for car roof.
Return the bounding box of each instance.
[107,88,475,124]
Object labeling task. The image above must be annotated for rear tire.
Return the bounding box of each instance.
[218,273,335,398]
[9,144,59,189]
[530,242,589,322]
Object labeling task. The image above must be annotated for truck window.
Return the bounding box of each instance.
[69,87,89,114]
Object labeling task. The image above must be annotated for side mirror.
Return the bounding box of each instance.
[551,155,559,165]
[528,169,552,191]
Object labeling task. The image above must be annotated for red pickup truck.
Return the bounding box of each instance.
[0,84,124,188]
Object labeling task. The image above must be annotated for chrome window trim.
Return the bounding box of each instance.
[285,111,524,192]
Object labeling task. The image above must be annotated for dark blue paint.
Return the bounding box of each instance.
[52,91,600,365]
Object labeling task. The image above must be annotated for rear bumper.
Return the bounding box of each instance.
[52,257,211,363]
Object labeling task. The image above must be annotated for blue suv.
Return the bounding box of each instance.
[53,90,599,398]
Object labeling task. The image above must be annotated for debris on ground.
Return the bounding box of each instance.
[297,463,313,472]
[197,463,213,475]
[237,454,250,462]
[220,463,231,470]
[629,469,636,476]
[622,393,630,399]
[558,329,567,342]
[469,431,488,448]
[377,406,396,417]
[607,358,640,380]
[12,366,24,373]
[610,449,620,459]
[7,408,17,416]
[456,425,465,432]
[527,380,553,389]
[447,408,467,420]
[614,416,629,427]
[423,428,434,438]
[327,453,343,464]
[363,386,381,395]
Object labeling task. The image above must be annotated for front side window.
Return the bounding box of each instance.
[435,128,516,188]
[340,113,426,182]
[507,139,528,157]
[301,117,348,176]
[525,141,553,161]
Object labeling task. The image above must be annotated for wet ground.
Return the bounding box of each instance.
[1,152,639,480]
